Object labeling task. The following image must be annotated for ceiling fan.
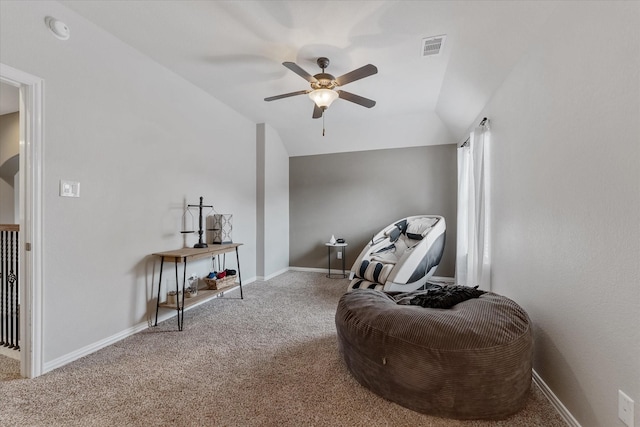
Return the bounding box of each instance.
[264,57,378,119]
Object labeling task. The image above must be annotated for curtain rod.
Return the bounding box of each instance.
[460,117,488,148]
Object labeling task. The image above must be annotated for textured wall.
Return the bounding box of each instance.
[1,1,257,364]
[0,111,19,167]
[256,123,289,279]
[478,3,640,426]
[0,112,19,222]
[290,144,457,277]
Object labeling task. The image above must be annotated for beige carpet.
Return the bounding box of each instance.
[0,271,566,426]
[0,354,20,381]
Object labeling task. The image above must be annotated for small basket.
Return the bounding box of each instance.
[203,277,218,290]
[204,275,236,290]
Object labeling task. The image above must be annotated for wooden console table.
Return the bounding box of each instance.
[152,243,243,331]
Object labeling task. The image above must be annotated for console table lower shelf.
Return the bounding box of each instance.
[157,281,238,310]
[152,243,243,331]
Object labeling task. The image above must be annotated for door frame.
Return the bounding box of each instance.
[0,63,44,378]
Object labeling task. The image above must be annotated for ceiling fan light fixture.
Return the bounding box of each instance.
[308,88,338,109]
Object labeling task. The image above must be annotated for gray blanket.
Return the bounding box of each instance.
[392,283,485,309]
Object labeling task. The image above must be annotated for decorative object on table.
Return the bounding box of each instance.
[166,290,180,305]
[181,196,215,248]
[329,235,337,244]
[210,213,233,244]
[203,271,237,290]
[204,275,218,290]
[186,274,198,297]
[204,271,218,289]
[336,238,345,244]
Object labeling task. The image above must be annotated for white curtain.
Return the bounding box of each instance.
[456,121,491,289]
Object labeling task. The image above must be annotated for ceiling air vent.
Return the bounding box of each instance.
[422,35,446,57]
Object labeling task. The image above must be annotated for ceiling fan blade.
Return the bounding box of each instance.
[337,90,376,108]
[283,62,318,83]
[312,104,323,119]
[264,90,310,102]
[335,64,378,86]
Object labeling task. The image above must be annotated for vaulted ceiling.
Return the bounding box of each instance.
[60,0,557,156]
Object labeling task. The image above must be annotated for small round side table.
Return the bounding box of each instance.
[325,242,348,278]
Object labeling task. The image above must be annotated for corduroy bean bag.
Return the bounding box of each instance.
[335,289,533,420]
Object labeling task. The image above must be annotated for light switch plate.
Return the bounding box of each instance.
[60,180,80,197]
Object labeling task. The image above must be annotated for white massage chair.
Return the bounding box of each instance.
[348,215,446,292]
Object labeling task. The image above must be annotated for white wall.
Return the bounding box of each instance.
[0,112,19,166]
[13,170,18,222]
[0,112,19,223]
[477,3,639,427]
[256,123,289,279]
[0,177,15,223]
[263,124,289,278]
[1,1,257,365]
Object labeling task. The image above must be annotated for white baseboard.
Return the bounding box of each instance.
[289,266,347,275]
[289,269,455,284]
[533,369,581,427]
[43,277,258,374]
[43,320,150,373]
[256,267,289,282]
[288,266,327,273]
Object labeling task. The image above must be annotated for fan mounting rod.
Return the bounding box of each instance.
[317,57,330,70]
[311,57,336,90]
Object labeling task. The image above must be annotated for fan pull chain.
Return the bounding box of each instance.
[323,114,325,136]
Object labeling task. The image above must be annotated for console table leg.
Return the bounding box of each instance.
[179,257,188,331]
[236,247,243,299]
[174,260,181,331]
[154,256,165,326]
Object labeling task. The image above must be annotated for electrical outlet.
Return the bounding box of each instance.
[337,251,342,259]
[59,180,80,197]
[619,390,635,427]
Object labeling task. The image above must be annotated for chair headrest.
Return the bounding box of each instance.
[385,219,408,243]
[406,217,438,240]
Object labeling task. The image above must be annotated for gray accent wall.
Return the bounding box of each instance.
[290,145,457,277]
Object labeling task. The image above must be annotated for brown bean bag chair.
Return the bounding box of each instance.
[335,289,533,420]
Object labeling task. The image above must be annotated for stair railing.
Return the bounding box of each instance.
[0,224,19,350]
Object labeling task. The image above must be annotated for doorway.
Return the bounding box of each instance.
[0,82,20,379]
[0,63,44,378]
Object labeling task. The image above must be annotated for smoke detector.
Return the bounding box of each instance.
[422,35,446,57]
[45,16,70,40]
